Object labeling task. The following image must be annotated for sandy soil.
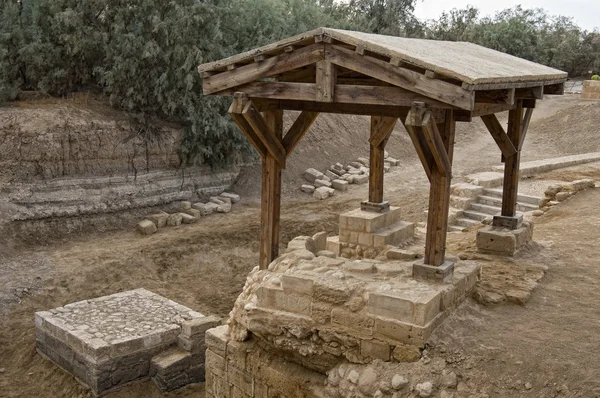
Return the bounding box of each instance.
[1,95,600,397]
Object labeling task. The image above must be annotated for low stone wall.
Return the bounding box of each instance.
[582,80,600,100]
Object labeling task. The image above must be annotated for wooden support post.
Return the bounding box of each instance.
[423,109,455,268]
[260,110,284,269]
[494,100,524,229]
[364,116,397,211]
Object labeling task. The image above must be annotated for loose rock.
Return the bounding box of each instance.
[167,213,183,227]
[315,179,333,188]
[347,369,359,384]
[217,202,232,213]
[331,179,349,191]
[440,370,458,389]
[556,191,571,201]
[301,184,316,193]
[416,381,434,397]
[304,168,325,183]
[357,366,378,395]
[391,374,409,390]
[220,192,240,203]
[314,187,334,200]
[180,213,197,224]
[146,212,169,228]
[138,219,158,235]
[179,201,192,210]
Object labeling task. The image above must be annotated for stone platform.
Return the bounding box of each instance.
[209,249,480,397]
[35,288,219,396]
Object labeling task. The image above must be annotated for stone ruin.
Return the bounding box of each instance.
[203,208,481,398]
[35,289,219,396]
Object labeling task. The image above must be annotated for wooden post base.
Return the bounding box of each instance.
[492,214,523,230]
[360,201,390,213]
[412,260,455,282]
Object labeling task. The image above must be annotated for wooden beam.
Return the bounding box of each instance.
[316,60,336,102]
[228,97,267,158]
[202,44,324,94]
[240,100,287,168]
[522,98,537,109]
[326,44,475,110]
[252,99,418,119]
[423,109,456,266]
[259,110,283,269]
[520,107,533,150]
[515,86,543,99]
[282,111,319,156]
[475,88,515,105]
[500,100,524,217]
[368,116,396,203]
[224,81,459,109]
[481,114,518,158]
[463,78,567,91]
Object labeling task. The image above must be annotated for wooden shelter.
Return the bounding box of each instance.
[198,28,567,273]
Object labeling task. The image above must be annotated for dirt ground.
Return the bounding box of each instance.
[1,95,600,397]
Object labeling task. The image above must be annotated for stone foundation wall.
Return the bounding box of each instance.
[582,80,600,100]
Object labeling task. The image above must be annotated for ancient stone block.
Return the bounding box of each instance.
[256,287,312,315]
[138,219,158,235]
[332,179,349,191]
[192,202,214,215]
[167,213,183,226]
[205,325,229,357]
[313,187,334,199]
[360,339,391,361]
[181,315,221,338]
[314,179,332,188]
[301,184,315,193]
[331,308,374,336]
[181,213,197,224]
[368,292,414,320]
[304,168,325,183]
[217,202,232,213]
[281,274,314,296]
[476,224,533,256]
[146,212,169,228]
[220,192,241,203]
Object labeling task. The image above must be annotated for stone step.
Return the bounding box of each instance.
[151,347,203,392]
[462,210,491,222]
[372,221,415,248]
[477,195,540,212]
[469,202,501,215]
[483,189,543,206]
[455,217,481,228]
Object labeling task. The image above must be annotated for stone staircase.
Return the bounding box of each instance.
[450,187,544,232]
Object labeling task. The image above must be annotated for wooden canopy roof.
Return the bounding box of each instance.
[198,28,567,115]
[199,28,567,87]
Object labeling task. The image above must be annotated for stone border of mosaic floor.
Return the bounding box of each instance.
[35,288,220,396]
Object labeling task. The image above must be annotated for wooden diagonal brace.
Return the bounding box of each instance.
[421,113,452,178]
[519,107,533,150]
[282,111,319,156]
[228,101,267,158]
[405,125,433,182]
[241,101,287,168]
[481,114,518,158]
[369,116,398,147]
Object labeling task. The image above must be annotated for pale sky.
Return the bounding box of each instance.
[414,0,600,31]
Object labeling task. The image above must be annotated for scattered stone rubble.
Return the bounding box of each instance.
[302,153,400,199]
[35,289,221,396]
[136,191,241,235]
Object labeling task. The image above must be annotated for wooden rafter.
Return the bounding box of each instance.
[325,44,475,110]
[203,44,325,94]
[516,86,543,99]
[481,114,518,158]
[282,111,319,156]
[421,113,452,178]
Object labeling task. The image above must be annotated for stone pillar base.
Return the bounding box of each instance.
[492,214,523,229]
[360,200,390,213]
[412,260,455,282]
[476,222,533,256]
